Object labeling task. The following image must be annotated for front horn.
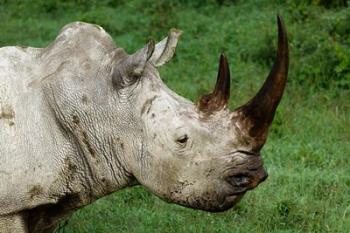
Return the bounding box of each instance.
[233,15,289,149]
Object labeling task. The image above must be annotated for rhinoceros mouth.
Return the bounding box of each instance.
[235,150,261,157]
[210,193,245,212]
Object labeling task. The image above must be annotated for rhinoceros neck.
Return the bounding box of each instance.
[41,71,140,203]
[38,22,140,204]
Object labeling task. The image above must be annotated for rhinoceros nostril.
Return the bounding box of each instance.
[231,174,250,187]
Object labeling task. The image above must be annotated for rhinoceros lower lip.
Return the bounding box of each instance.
[216,193,244,210]
[229,190,247,196]
[224,192,245,205]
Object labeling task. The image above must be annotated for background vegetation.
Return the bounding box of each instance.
[0,0,349,232]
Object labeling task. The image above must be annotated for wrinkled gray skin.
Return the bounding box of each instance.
[0,22,271,233]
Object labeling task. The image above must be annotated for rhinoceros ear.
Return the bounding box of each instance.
[149,28,182,67]
[112,40,155,90]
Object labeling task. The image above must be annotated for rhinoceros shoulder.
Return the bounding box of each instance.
[0,22,113,216]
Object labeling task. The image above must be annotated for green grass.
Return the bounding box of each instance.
[1,0,349,232]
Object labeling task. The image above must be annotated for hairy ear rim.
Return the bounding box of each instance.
[150,28,182,67]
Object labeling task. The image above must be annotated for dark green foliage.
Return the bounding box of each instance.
[295,0,347,9]
[0,1,349,232]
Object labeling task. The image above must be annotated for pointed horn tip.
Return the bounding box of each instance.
[218,54,230,79]
[277,14,285,27]
[277,14,282,22]
[219,54,230,77]
[276,15,287,37]
[275,15,288,59]
[219,54,229,66]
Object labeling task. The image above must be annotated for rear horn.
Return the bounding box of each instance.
[197,54,230,113]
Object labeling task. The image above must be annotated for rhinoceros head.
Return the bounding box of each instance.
[111,16,288,212]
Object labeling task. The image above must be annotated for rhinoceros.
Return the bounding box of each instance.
[0,15,288,232]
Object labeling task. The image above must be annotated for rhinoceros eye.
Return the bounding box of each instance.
[176,134,189,144]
